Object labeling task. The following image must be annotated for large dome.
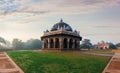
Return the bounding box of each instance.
[51,19,73,31]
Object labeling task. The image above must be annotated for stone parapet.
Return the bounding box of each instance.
[43,29,80,37]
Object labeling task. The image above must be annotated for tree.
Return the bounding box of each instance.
[23,39,42,49]
[116,43,120,47]
[5,40,11,48]
[0,37,6,49]
[108,42,116,49]
[30,39,42,49]
[12,39,23,49]
[80,39,92,49]
[0,37,6,44]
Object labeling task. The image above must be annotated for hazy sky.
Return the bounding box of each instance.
[0,0,120,44]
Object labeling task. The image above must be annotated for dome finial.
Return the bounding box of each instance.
[60,18,63,22]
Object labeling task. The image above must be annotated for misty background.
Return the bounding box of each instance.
[0,36,120,50]
[0,37,42,50]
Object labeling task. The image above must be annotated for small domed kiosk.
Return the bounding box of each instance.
[41,19,82,51]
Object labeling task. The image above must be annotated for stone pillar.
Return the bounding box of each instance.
[59,38,63,50]
[77,40,80,49]
[67,38,70,50]
[42,40,44,49]
[48,38,50,49]
[72,40,75,49]
[53,38,55,49]
[78,41,80,48]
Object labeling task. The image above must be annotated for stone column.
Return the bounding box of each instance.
[67,38,70,50]
[77,40,80,49]
[78,41,80,48]
[59,38,63,50]
[48,38,50,49]
[72,40,75,49]
[53,38,55,49]
[42,40,44,49]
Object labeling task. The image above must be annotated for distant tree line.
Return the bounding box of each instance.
[0,37,120,50]
[12,38,42,50]
[80,39,92,49]
[0,37,42,50]
[116,43,120,47]
[80,39,117,49]
[0,37,7,49]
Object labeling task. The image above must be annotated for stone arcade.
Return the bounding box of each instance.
[41,19,82,51]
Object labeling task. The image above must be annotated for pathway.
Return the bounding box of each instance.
[81,52,113,57]
[0,52,24,73]
[102,53,120,73]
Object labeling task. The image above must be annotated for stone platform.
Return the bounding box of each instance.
[41,49,80,52]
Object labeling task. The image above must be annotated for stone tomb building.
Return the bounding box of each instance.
[41,19,82,50]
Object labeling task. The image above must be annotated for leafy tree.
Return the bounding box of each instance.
[5,40,11,47]
[23,39,42,49]
[12,39,23,49]
[0,37,6,49]
[80,39,92,49]
[116,43,120,47]
[30,39,42,49]
[0,37,6,44]
[108,42,116,49]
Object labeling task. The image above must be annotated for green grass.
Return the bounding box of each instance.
[7,51,111,73]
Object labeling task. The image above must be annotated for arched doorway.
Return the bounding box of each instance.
[44,39,48,48]
[55,38,59,48]
[69,39,73,48]
[63,38,67,48]
[50,39,54,48]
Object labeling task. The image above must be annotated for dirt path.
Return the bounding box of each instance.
[81,52,113,57]
[102,53,120,73]
[0,52,24,73]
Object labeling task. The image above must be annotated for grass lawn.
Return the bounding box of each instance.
[7,51,111,73]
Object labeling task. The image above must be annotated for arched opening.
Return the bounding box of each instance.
[100,47,103,49]
[44,39,48,48]
[75,40,77,48]
[50,39,54,48]
[55,38,59,48]
[69,39,73,48]
[63,38,67,48]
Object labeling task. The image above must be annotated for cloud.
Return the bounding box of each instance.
[82,33,96,36]
[0,0,120,16]
[0,0,120,44]
[94,25,120,29]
